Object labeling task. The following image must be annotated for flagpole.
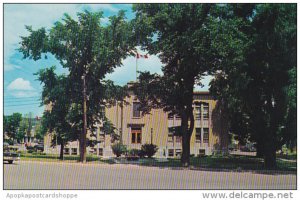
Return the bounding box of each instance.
[136,53,138,82]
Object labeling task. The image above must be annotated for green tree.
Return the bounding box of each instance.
[17,116,29,143]
[281,67,297,152]
[210,4,296,168]
[36,66,77,160]
[132,4,243,166]
[4,113,23,142]
[19,10,134,162]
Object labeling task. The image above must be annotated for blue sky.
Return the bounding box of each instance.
[3,4,212,117]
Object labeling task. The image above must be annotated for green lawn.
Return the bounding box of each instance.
[137,155,296,172]
[20,153,101,162]
[19,153,296,173]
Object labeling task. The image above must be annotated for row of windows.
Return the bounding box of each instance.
[97,128,210,144]
[167,135,182,143]
[134,102,209,120]
[64,148,78,155]
[97,127,209,144]
[168,149,181,157]
[167,128,209,144]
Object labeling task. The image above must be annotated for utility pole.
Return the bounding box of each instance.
[120,101,123,143]
[80,74,87,163]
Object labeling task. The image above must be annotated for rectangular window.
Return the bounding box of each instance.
[131,133,136,143]
[175,115,181,120]
[71,148,77,155]
[168,149,174,157]
[91,148,97,155]
[176,136,182,143]
[168,132,174,143]
[175,149,182,157]
[203,104,209,120]
[137,133,141,143]
[203,128,209,143]
[168,113,174,119]
[195,106,201,120]
[133,102,141,118]
[196,128,201,143]
[131,127,142,144]
[98,148,103,156]
[64,148,70,155]
[199,149,206,156]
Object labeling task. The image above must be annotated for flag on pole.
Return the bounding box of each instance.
[136,53,149,59]
[133,51,149,81]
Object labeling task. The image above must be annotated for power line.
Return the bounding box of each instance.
[4,96,40,100]
[5,99,41,103]
[5,102,41,107]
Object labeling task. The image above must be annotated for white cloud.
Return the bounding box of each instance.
[7,78,35,91]
[106,46,164,85]
[3,4,121,71]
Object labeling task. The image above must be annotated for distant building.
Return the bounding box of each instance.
[44,82,229,157]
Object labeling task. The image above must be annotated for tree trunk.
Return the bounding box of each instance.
[59,143,64,160]
[264,141,276,169]
[80,74,87,163]
[264,99,277,169]
[264,125,277,169]
[256,140,264,158]
[180,106,194,167]
[79,130,87,163]
[181,112,190,167]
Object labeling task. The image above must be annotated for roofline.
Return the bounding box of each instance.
[193,91,210,95]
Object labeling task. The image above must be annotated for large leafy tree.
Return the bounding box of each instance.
[19,10,134,162]
[210,4,296,168]
[131,4,243,166]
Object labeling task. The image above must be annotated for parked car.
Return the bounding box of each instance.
[34,144,44,152]
[240,146,251,152]
[4,144,20,164]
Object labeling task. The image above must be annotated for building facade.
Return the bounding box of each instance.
[44,86,229,158]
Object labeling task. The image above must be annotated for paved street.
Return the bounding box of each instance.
[4,161,296,189]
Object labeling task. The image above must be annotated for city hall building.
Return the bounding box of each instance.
[44,82,229,158]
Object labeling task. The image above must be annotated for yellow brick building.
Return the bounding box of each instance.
[103,89,229,157]
[44,84,229,157]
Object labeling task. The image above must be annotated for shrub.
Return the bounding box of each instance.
[127,149,140,161]
[26,146,35,151]
[128,149,139,156]
[141,143,158,158]
[111,143,127,157]
[27,150,34,154]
